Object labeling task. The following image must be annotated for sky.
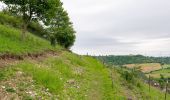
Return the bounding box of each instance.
[61,0,170,56]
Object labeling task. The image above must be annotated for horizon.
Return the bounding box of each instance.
[82,54,170,57]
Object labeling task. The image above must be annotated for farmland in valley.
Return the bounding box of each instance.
[147,64,170,78]
[124,63,170,78]
[124,63,162,73]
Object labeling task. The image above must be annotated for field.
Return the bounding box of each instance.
[124,63,170,78]
[146,64,170,78]
[124,63,162,73]
[146,69,170,78]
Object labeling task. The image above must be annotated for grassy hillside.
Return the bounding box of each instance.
[0,19,169,99]
[0,24,59,55]
[1,52,169,99]
[1,53,169,99]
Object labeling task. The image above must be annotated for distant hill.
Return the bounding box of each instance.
[96,55,170,65]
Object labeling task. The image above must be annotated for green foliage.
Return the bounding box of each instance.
[6,87,16,93]
[0,0,76,47]
[46,4,76,49]
[97,55,170,65]
[55,26,76,49]
[1,0,61,40]
[158,74,166,89]
[0,12,46,37]
[27,21,47,37]
[0,12,22,28]
[123,71,134,82]
[115,67,170,99]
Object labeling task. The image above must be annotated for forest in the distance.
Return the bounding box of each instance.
[96,55,170,65]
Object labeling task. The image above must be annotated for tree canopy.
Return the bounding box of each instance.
[46,3,76,49]
[0,0,61,40]
[0,0,76,49]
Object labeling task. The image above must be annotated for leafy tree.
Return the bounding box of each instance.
[1,0,60,40]
[56,25,75,49]
[47,4,76,49]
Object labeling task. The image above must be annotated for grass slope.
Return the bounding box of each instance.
[0,52,116,99]
[0,24,59,55]
[0,52,169,99]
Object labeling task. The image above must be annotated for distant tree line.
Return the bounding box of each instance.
[0,0,76,49]
[96,55,170,65]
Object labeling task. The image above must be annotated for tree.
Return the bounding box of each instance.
[47,4,76,49]
[1,0,60,40]
[56,25,76,49]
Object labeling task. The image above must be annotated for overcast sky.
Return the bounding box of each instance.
[61,0,170,56]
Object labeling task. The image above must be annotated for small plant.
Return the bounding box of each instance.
[6,87,16,93]
[22,95,33,100]
[0,72,5,80]
[158,74,166,89]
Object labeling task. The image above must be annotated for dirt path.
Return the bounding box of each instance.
[0,50,60,68]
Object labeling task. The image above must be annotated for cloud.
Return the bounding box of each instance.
[61,0,170,56]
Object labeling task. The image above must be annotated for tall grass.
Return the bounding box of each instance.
[0,24,56,55]
[17,61,63,93]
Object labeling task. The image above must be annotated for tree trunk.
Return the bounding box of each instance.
[21,23,28,41]
[50,37,56,46]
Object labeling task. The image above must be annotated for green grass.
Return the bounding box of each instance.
[146,64,170,78]
[0,52,120,99]
[149,69,170,78]
[0,24,61,55]
[129,79,169,99]
[163,64,170,69]
[0,12,22,28]
[1,51,169,99]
